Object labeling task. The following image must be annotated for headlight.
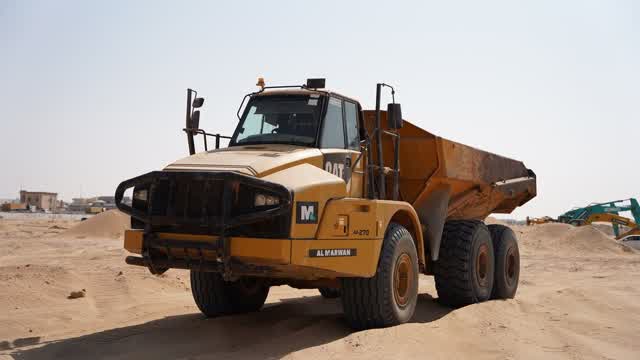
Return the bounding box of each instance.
[133,189,148,201]
[254,193,279,207]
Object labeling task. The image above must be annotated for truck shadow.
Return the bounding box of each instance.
[9,292,452,360]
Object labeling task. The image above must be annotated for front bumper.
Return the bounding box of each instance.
[122,229,384,280]
[115,171,292,278]
[122,230,291,276]
[115,171,292,237]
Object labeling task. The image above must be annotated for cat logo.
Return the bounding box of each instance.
[323,153,352,182]
[325,161,345,179]
[296,202,318,224]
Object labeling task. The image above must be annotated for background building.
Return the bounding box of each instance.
[19,191,58,210]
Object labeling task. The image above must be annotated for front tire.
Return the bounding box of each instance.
[434,220,495,307]
[341,223,419,329]
[190,271,269,317]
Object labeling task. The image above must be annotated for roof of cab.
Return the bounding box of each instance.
[254,88,361,105]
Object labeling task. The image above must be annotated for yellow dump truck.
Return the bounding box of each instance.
[115,79,536,329]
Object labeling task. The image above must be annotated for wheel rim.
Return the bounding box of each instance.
[475,244,489,287]
[394,253,413,308]
[505,247,517,285]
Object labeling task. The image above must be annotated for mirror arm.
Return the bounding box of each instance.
[380,83,396,104]
[374,83,385,199]
[373,82,401,200]
[186,89,196,155]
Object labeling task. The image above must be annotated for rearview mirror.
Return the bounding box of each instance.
[189,110,200,129]
[192,97,205,109]
[387,103,403,129]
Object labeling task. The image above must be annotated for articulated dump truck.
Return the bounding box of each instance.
[115,79,536,329]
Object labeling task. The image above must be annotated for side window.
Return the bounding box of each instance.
[344,101,359,150]
[320,97,345,148]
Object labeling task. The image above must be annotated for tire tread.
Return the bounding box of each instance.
[190,272,268,317]
[434,220,492,307]
[341,223,416,329]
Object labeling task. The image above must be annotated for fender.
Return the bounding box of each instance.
[314,198,425,276]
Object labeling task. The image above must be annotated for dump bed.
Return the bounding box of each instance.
[363,111,536,221]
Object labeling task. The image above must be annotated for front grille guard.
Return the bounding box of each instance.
[115,171,292,278]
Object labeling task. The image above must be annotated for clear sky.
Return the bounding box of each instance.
[1,0,638,219]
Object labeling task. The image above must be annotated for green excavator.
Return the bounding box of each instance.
[556,198,640,238]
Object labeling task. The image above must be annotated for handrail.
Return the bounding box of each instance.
[182,128,231,151]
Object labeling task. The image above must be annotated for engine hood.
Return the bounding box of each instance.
[163,145,323,178]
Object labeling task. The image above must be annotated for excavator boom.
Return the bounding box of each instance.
[584,213,640,239]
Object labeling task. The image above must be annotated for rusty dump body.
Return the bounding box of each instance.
[363,111,536,260]
[364,111,536,219]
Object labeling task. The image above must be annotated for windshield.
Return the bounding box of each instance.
[230,95,323,147]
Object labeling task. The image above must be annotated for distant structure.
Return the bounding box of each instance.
[19,190,58,211]
[1,199,27,211]
[68,198,90,212]
[2,192,126,213]
[67,196,124,213]
[96,196,118,210]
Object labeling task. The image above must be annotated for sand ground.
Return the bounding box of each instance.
[1,211,639,359]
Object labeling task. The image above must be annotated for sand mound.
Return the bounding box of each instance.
[62,210,130,239]
[484,216,507,225]
[559,226,632,254]
[591,223,615,237]
[520,223,632,255]
[527,222,574,239]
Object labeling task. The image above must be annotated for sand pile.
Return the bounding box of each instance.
[484,216,507,225]
[519,222,633,255]
[62,210,130,239]
[591,223,615,237]
[590,222,633,238]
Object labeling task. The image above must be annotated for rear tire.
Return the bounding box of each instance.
[318,287,341,298]
[434,220,494,307]
[487,224,520,299]
[341,223,419,329]
[190,271,269,317]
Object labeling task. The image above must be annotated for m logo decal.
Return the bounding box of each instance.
[296,202,318,224]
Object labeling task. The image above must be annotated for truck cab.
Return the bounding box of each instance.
[229,89,365,197]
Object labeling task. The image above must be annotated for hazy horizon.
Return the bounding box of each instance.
[1,0,638,219]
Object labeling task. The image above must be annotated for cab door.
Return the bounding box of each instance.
[318,96,363,198]
[343,100,363,198]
